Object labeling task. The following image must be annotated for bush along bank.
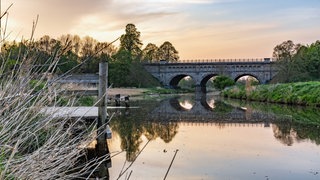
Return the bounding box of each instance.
[222,81,320,107]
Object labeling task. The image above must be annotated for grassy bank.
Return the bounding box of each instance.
[222,81,320,106]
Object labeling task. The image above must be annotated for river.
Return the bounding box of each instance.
[103,94,320,180]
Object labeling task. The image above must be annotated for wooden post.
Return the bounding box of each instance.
[96,62,109,178]
[97,62,108,152]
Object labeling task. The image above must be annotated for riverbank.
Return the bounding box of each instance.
[107,87,194,97]
[222,81,320,107]
[74,87,187,106]
[107,88,147,96]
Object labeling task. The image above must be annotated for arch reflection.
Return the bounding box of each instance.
[169,97,194,111]
[169,94,217,112]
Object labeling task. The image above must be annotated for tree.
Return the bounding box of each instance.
[272,40,303,83]
[109,49,131,86]
[158,41,179,62]
[0,41,21,72]
[33,36,65,73]
[303,41,320,80]
[273,40,300,60]
[119,23,143,59]
[71,35,81,56]
[109,48,161,87]
[95,42,117,58]
[213,75,235,90]
[142,43,158,62]
[110,24,163,87]
[56,50,79,74]
[80,36,97,58]
[58,34,82,57]
[78,36,114,73]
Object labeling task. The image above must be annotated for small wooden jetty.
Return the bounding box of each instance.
[43,106,100,119]
[42,106,113,139]
[42,106,136,120]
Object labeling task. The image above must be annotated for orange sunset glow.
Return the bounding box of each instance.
[2,0,320,59]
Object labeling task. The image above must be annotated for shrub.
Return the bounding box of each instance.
[213,76,235,90]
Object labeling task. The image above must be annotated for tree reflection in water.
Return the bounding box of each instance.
[272,122,320,146]
[113,120,179,161]
[109,100,179,161]
[225,98,320,146]
[272,123,295,146]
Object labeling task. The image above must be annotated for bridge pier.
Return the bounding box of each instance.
[195,86,206,101]
[195,85,207,94]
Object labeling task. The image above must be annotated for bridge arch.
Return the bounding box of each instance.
[234,74,261,84]
[169,74,195,88]
[200,74,219,87]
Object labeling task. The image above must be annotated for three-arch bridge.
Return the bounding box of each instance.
[143,58,277,92]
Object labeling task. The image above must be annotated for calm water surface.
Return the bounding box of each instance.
[106,95,320,180]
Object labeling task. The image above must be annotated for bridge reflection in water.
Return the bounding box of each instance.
[147,93,280,127]
[108,94,299,163]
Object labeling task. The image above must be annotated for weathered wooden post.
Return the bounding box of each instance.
[96,61,109,178]
[97,61,108,152]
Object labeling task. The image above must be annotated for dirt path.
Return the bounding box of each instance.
[62,84,148,96]
[107,88,147,96]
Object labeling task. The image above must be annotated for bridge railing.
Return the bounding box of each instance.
[147,58,274,64]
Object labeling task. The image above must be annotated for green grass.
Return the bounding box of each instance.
[143,87,194,95]
[222,81,320,106]
[75,96,96,106]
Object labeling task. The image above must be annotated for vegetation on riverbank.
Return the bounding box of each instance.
[143,87,193,95]
[222,81,320,106]
[1,23,175,88]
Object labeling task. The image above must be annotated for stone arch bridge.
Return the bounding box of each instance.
[143,58,277,91]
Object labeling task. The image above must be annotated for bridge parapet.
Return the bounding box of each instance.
[151,58,273,64]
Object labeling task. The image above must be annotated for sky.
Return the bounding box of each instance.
[2,0,320,59]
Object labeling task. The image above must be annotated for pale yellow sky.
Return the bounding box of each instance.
[2,0,320,59]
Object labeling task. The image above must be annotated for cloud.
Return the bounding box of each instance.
[3,0,223,41]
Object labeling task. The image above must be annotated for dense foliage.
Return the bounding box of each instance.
[0,23,179,88]
[272,40,320,83]
[213,75,235,90]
